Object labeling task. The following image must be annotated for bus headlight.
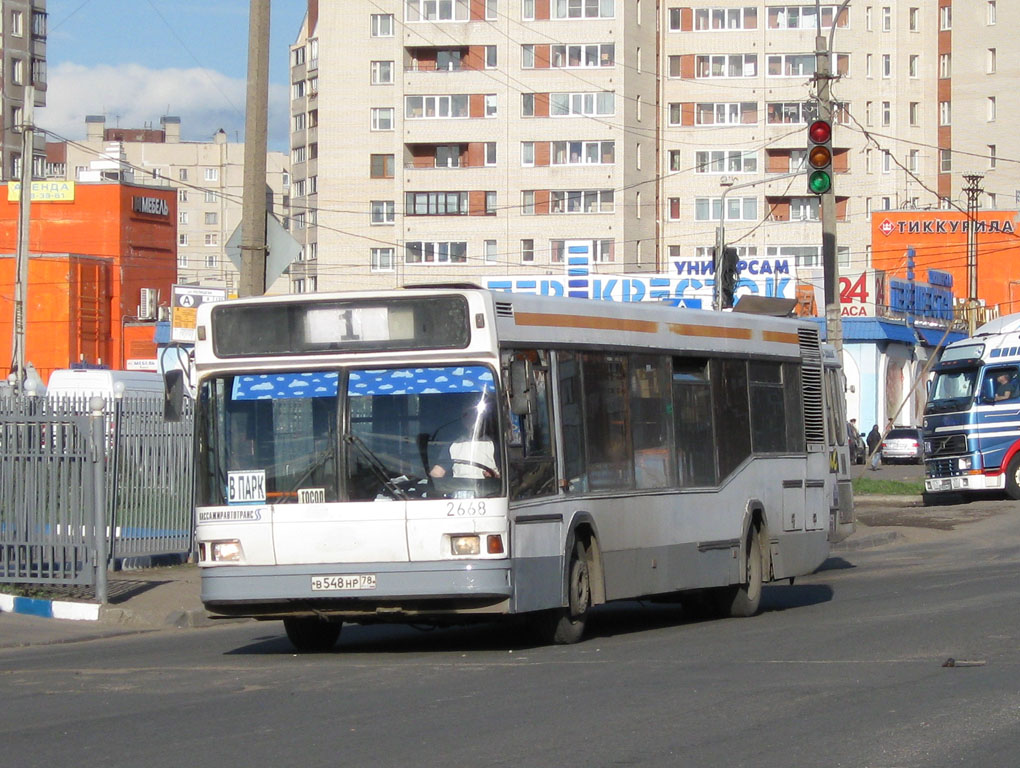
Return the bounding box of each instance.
[210,539,243,562]
[957,457,973,471]
[451,535,480,556]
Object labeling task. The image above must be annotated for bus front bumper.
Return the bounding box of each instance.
[201,560,513,620]
[924,473,1004,493]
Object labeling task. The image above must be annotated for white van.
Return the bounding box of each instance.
[46,368,164,403]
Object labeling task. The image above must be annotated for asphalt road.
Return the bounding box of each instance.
[2,494,1018,768]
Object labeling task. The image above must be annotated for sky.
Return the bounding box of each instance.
[42,0,308,152]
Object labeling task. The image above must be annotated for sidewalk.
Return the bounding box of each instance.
[0,563,217,649]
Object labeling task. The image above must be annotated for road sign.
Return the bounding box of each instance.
[171,285,227,343]
[226,213,302,288]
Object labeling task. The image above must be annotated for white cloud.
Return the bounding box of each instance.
[39,62,290,152]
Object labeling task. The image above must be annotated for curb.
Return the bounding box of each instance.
[0,592,100,621]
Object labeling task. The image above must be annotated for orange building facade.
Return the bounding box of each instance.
[871,211,1020,318]
[0,182,177,382]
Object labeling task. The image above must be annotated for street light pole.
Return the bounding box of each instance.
[713,171,804,311]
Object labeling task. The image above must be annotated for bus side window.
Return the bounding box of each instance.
[556,350,588,492]
[502,349,556,500]
[631,355,675,489]
[713,359,751,481]
[672,357,717,487]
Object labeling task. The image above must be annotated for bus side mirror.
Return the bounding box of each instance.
[509,359,533,416]
[164,369,186,422]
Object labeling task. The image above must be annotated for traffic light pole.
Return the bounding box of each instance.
[815,33,842,358]
[713,172,804,311]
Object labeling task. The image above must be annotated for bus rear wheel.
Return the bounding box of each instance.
[1005,455,1020,500]
[537,541,592,645]
[283,616,342,652]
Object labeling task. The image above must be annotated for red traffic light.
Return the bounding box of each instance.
[808,120,831,144]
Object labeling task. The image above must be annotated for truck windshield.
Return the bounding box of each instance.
[926,369,979,413]
[196,365,501,505]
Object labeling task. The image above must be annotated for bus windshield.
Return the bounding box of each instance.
[926,368,979,413]
[197,365,501,505]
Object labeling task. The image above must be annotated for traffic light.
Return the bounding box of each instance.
[719,247,738,309]
[806,119,833,195]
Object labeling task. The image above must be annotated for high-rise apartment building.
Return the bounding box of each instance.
[1,1,47,181]
[287,1,1010,295]
[47,115,290,290]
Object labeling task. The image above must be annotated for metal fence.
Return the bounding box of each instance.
[0,394,194,591]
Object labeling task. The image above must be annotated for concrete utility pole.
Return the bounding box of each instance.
[11,85,34,390]
[239,0,271,297]
[815,0,850,359]
[963,173,984,336]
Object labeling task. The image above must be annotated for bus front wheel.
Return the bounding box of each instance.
[1005,455,1020,500]
[716,526,763,618]
[537,541,592,645]
[283,616,342,652]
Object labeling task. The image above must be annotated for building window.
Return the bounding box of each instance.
[203,190,217,203]
[551,239,614,263]
[205,234,218,246]
[909,7,919,30]
[549,92,615,116]
[522,190,535,215]
[907,149,920,173]
[551,0,615,19]
[908,55,918,78]
[521,142,535,166]
[521,239,535,262]
[697,7,757,30]
[987,1,996,25]
[939,101,951,126]
[405,94,470,119]
[940,149,951,173]
[882,54,891,78]
[882,101,891,126]
[292,146,306,164]
[485,191,497,215]
[694,196,757,221]
[882,6,891,31]
[404,241,468,264]
[987,48,996,74]
[371,200,395,224]
[370,154,395,178]
[293,80,305,99]
[293,46,306,66]
[939,53,951,79]
[484,142,497,166]
[767,5,844,29]
[485,94,498,117]
[205,168,219,182]
[371,107,394,131]
[406,0,470,21]
[988,97,996,122]
[790,197,820,221]
[767,53,815,78]
[371,247,395,272]
[11,58,23,85]
[371,13,394,36]
[551,140,614,165]
[696,54,757,79]
[178,168,188,181]
[866,53,873,78]
[178,189,188,202]
[179,211,189,225]
[293,213,306,230]
[695,149,757,174]
[10,10,23,36]
[178,233,189,247]
[435,145,461,167]
[293,112,306,132]
[550,43,614,69]
[484,240,497,263]
[668,198,680,220]
[940,5,951,30]
[988,145,997,169]
[909,102,920,126]
[371,61,393,85]
[405,191,468,215]
[31,10,46,37]
[765,101,817,125]
[204,211,218,225]
[882,151,892,173]
[550,189,615,214]
[294,180,305,197]
[177,253,188,268]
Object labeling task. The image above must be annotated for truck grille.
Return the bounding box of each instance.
[925,433,967,457]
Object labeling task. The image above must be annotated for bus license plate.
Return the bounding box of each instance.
[311,574,377,591]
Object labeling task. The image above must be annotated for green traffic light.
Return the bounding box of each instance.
[808,170,831,194]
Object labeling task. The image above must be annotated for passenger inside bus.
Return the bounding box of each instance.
[992,370,1019,402]
[429,400,501,480]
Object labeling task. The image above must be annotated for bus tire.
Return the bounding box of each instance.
[538,541,592,645]
[725,526,763,618]
[283,616,342,652]
[1005,455,1020,500]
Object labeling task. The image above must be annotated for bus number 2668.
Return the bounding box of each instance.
[446,501,487,517]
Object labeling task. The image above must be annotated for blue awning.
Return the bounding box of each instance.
[811,318,919,343]
[916,327,966,347]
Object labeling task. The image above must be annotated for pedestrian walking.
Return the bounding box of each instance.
[867,424,882,470]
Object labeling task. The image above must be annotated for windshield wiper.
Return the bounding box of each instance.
[285,432,337,499]
[344,433,408,500]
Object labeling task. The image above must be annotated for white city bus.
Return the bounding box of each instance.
[186,288,854,651]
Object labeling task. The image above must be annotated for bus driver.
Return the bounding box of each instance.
[430,401,501,480]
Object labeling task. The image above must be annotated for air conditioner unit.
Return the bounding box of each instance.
[138,288,157,321]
